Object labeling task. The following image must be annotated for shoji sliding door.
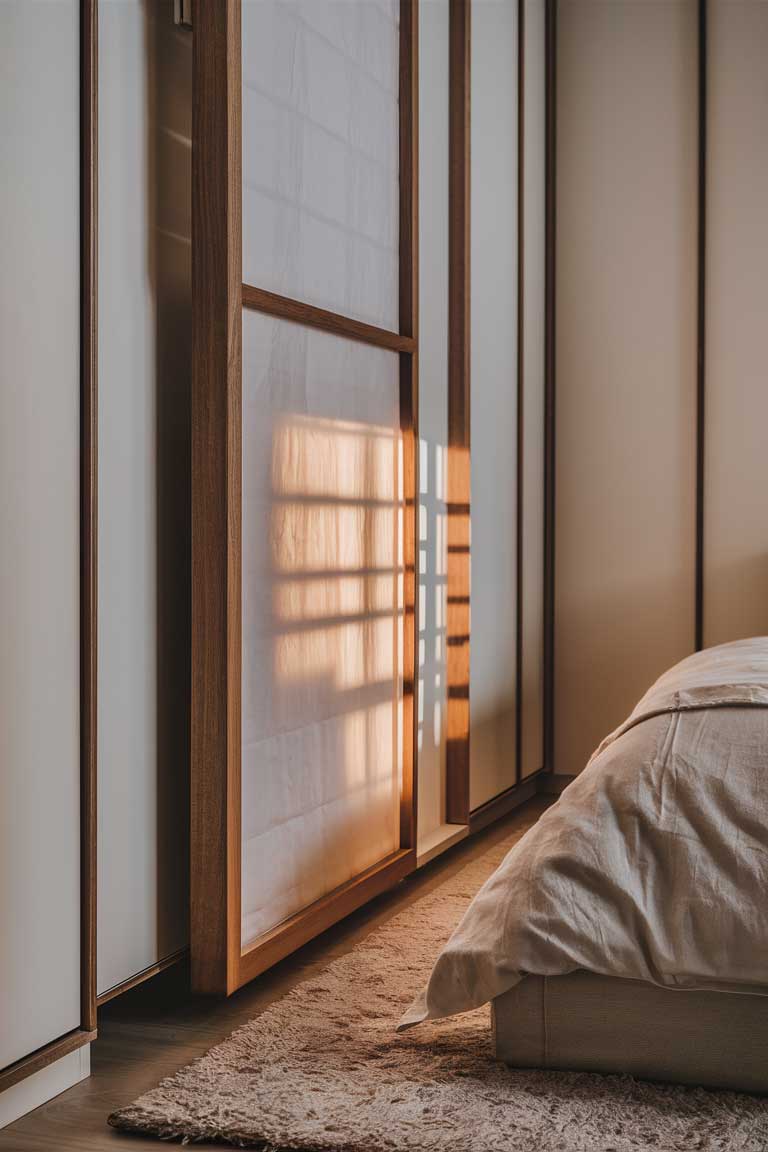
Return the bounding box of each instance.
[192,0,418,994]
[446,0,549,824]
[468,0,520,811]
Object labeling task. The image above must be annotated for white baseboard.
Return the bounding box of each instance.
[0,1044,90,1130]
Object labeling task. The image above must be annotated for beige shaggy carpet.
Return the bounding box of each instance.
[109,826,768,1151]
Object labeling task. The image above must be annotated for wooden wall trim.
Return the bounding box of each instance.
[238,850,414,987]
[0,1029,96,1097]
[515,0,525,787]
[96,948,189,1008]
[468,775,539,835]
[695,0,707,651]
[543,0,557,775]
[80,0,98,1039]
[191,0,243,996]
[398,0,420,850]
[446,0,471,825]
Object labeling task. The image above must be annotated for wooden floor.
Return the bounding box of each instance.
[0,798,548,1151]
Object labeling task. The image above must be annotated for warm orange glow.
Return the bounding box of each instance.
[271,416,397,502]
[274,616,396,691]
[274,573,397,624]
[241,403,408,947]
[271,503,396,574]
[264,411,405,732]
[447,698,470,742]
[447,444,471,744]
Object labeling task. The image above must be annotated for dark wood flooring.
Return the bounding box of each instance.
[0,799,548,1151]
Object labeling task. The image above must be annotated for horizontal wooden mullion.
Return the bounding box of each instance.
[236,848,415,989]
[95,947,189,1007]
[467,776,540,835]
[241,284,415,354]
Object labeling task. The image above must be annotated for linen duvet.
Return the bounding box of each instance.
[400,638,768,1028]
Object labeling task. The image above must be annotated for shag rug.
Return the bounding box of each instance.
[109,826,768,1151]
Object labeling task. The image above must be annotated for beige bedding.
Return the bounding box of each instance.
[400,638,768,1028]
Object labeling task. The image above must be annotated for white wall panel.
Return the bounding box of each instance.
[469,0,519,809]
[97,0,191,996]
[416,0,449,845]
[0,0,81,1068]
[703,0,768,647]
[554,0,697,776]
[242,0,400,330]
[240,313,402,946]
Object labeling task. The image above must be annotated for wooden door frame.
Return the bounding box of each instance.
[0,0,98,1094]
[191,0,420,996]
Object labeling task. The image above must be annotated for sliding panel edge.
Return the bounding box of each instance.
[399,0,420,850]
[446,0,471,825]
[191,0,243,996]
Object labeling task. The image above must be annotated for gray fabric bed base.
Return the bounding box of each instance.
[493,971,768,1094]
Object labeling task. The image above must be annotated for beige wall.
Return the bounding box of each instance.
[554,0,698,776]
[703,0,768,647]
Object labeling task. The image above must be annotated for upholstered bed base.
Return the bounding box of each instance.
[492,971,768,1093]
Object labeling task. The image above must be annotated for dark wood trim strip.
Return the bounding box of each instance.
[543,0,557,775]
[536,771,574,797]
[468,776,539,835]
[191,0,243,996]
[446,0,471,825]
[96,948,189,1007]
[398,0,419,850]
[695,0,707,652]
[80,0,98,1039]
[0,1030,96,1097]
[515,0,525,788]
[237,849,414,987]
[241,285,416,354]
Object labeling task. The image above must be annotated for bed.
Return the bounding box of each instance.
[400,639,768,1092]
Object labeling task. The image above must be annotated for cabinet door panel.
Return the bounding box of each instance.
[0,0,82,1069]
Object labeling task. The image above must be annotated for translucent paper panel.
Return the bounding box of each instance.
[241,311,403,947]
[520,0,546,778]
[469,0,519,810]
[416,0,449,846]
[242,0,400,330]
